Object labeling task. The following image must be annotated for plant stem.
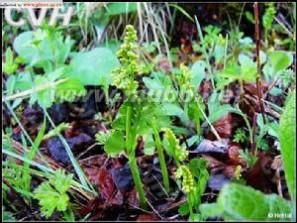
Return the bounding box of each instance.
[125,105,132,153]
[128,156,148,209]
[44,109,95,193]
[194,16,215,89]
[254,2,267,124]
[3,78,68,102]
[152,119,170,193]
[125,104,148,209]
[197,105,221,141]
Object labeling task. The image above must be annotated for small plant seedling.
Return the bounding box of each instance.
[2,47,19,75]
[33,169,73,218]
[233,128,248,143]
[239,149,258,168]
[176,158,209,221]
[162,128,209,221]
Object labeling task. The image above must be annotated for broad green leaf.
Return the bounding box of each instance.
[190,61,206,88]
[14,72,34,91]
[200,203,224,218]
[268,51,293,75]
[208,104,238,123]
[200,183,292,221]
[13,31,37,63]
[143,77,166,90]
[13,29,73,70]
[238,53,257,82]
[161,103,187,121]
[217,62,241,88]
[69,47,119,86]
[279,91,296,200]
[104,130,125,157]
[143,71,172,91]
[106,2,137,15]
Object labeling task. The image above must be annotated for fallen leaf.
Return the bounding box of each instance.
[244,152,276,193]
[111,164,134,192]
[243,82,269,96]
[137,214,159,221]
[47,133,93,165]
[195,139,229,155]
[227,144,246,166]
[98,167,117,201]
[208,174,230,191]
[127,188,139,208]
[202,155,226,174]
[214,113,233,138]
[199,80,212,100]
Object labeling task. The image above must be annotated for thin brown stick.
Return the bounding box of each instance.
[254,2,267,124]
[251,113,258,155]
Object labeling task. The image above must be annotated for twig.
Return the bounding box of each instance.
[197,105,221,141]
[254,2,267,124]
[147,199,164,220]
[251,113,258,155]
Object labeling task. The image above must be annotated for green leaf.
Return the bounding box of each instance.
[143,134,155,155]
[69,47,119,86]
[200,203,224,218]
[245,11,255,24]
[217,62,241,89]
[104,130,125,157]
[200,183,292,221]
[143,77,165,91]
[238,53,257,82]
[13,31,37,63]
[14,72,34,91]
[279,91,296,200]
[268,51,293,76]
[208,104,237,123]
[190,61,206,88]
[186,135,201,147]
[50,169,73,194]
[5,75,16,95]
[3,47,18,75]
[143,71,172,91]
[178,202,190,216]
[55,79,86,102]
[105,2,137,15]
[189,158,207,178]
[34,76,55,108]
[34,169,72,218]
[161,103,187,121]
